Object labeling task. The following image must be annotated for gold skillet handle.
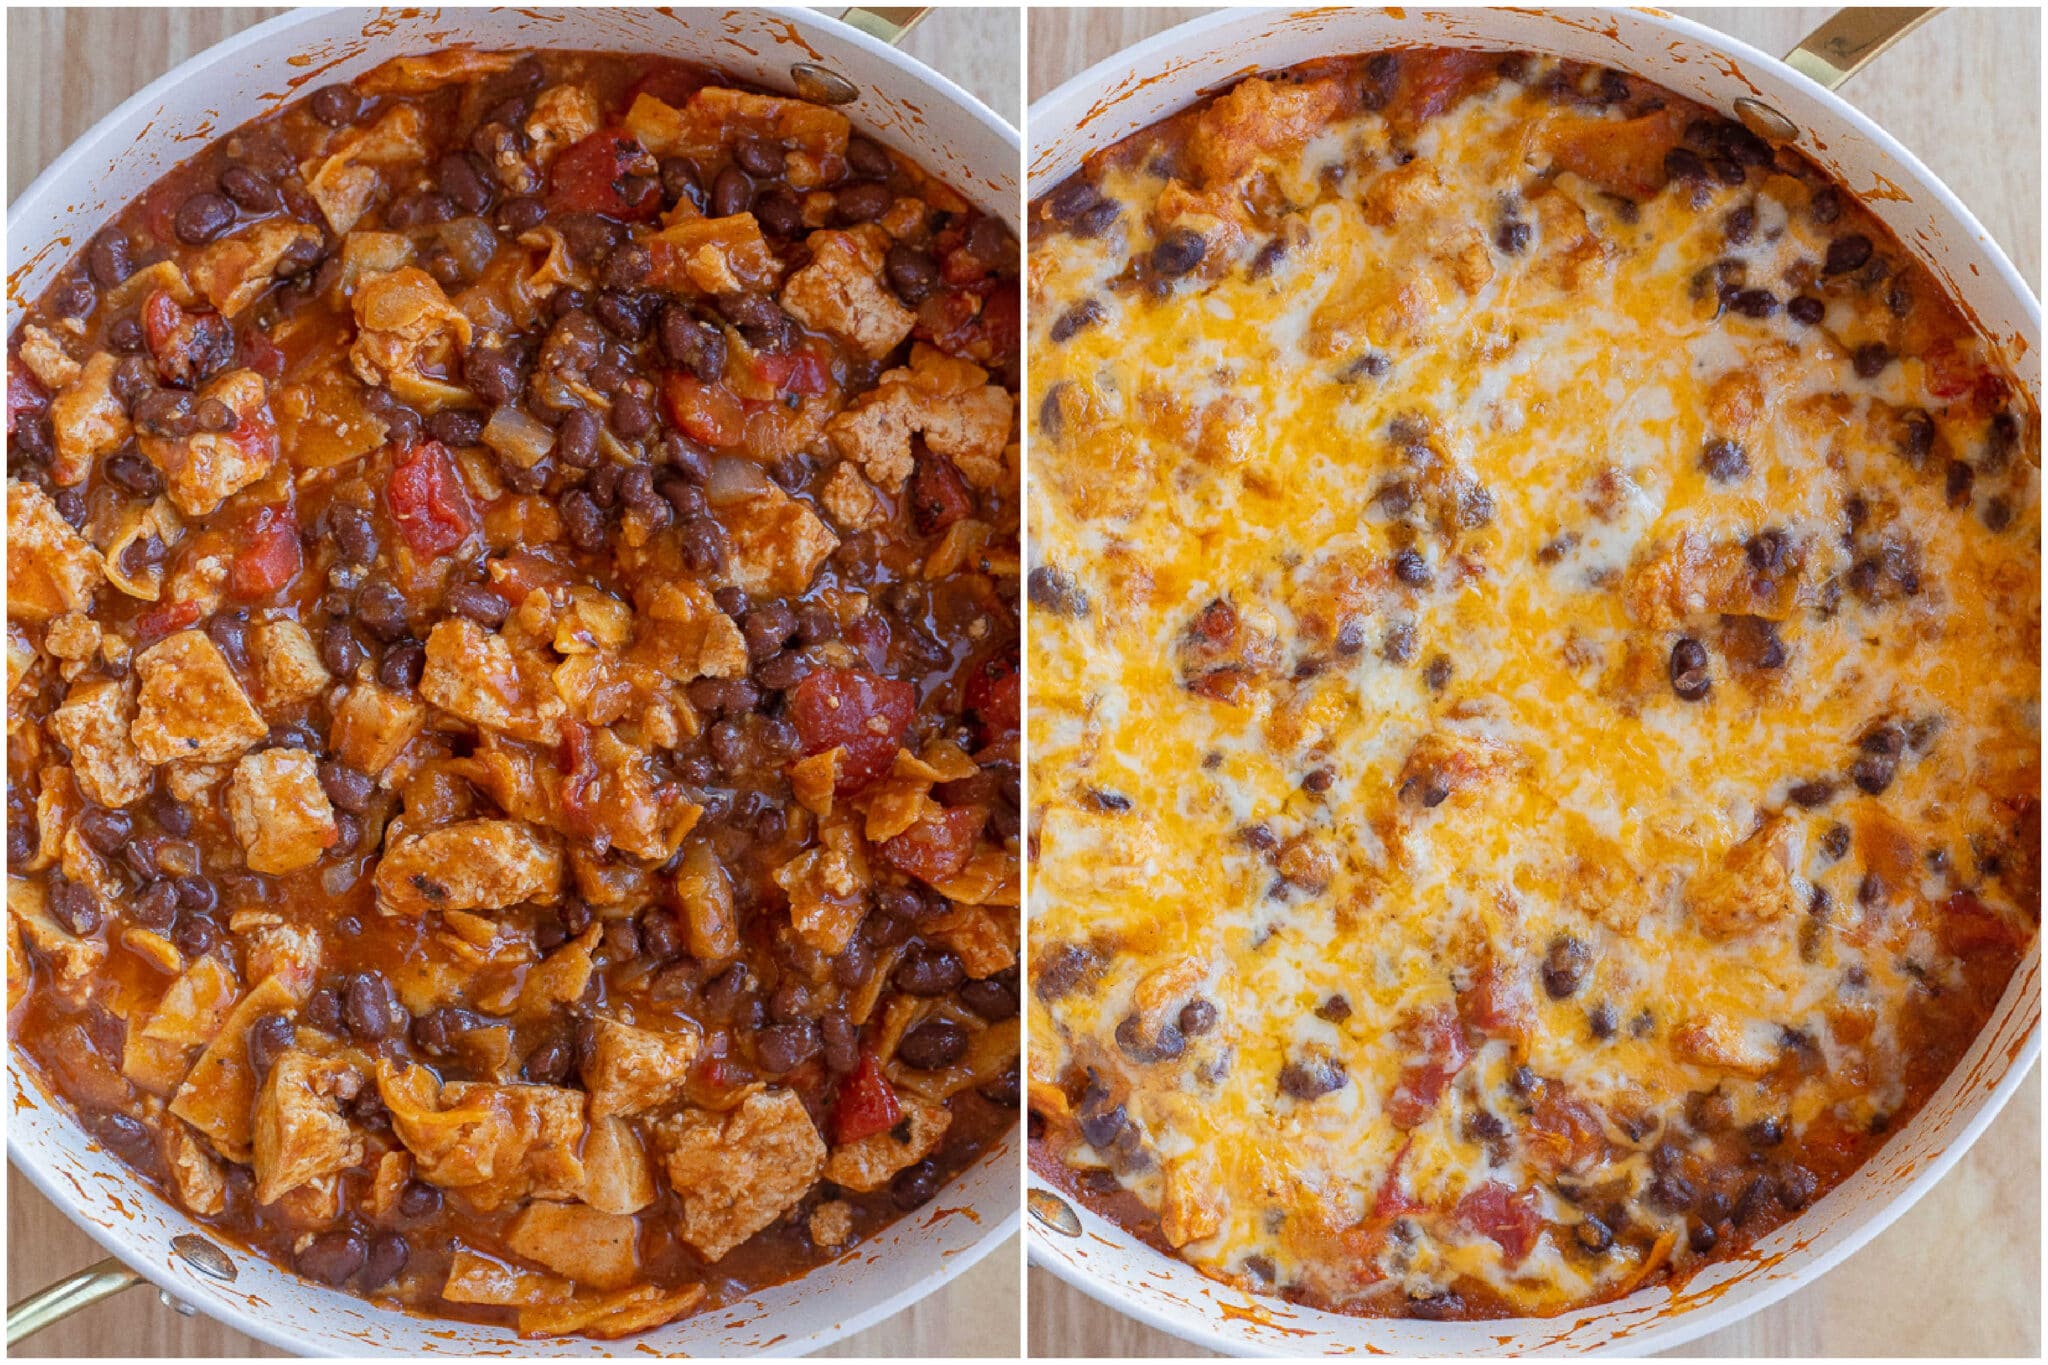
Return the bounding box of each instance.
[839,7,932,47]
[6,1256,145,1347]
[1784,6,1940,91]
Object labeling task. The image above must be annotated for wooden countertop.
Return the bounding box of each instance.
[4,6,1018,1358]
[1025,5,2041,1359]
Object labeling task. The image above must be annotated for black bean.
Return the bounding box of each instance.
[87,230,134,288]
[48,878,101,936]
[1700,437,1749,482]
[173,193,236,245]
[1150,230,1206,276]
[296,1228,367,1286]
[496,195,547,234]
[75,806,133,856]
[1034,943,1094,1001]
[1787,295,1825,325]
[898,1021,968,1070]
[891,1159,941,1210]
[107,317,145,353]
[1775,1164,1818,1209]
[377,639,425,690]
[885,244,939,305]
[353,579,410,641]
[757,1021,822,1073]
[837,181,892,224]
[560,488,607,551]
[1787,779,1836,808]
[1851,750,1896,795]
[1278,1056,1346,1100]
[219,164,282,213]
[436,149,496,218]
[343,972,404,1042]
[846,136,893,180]
[309,769,373,831]
[523,1034,575,1084]
[1393,547,1432,587]
[1178,999,1218,1036]
[710,166,753,217]
[893,946,965,996]
[753,186,805,238]
[959,977,1019,1022]
[98,449,158,498]
[395,1179,441,1221]
[1722,203,1756,244]
[1069,198,1122,240]
[248,1013,295,1076]
[1823,234,1873,275]
[1542,936,1593,998]
[1852,342,1891,378]
[609,393,655,439]
[1725,288,1777,319]
[359,1230,410,1292]
[1495,219,1531,254]
[735,137,784,178]
[86,1099,164,1162]
[1045,177,1102,224]
[131,880,181,932]
[1669,637,1711,701]
[1050,299,1104,343]
[308,84,362,126]
[1114,1013,1186,1064]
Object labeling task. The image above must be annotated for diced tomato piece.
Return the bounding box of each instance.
[749,349,831,397]
[557,721,600,834]
[1384,1005,1472,1130]
[882,805,987,884]
[226,503,302,600]
[1372,1138,1419,1219]
[978,282,1020,371]
[386,439,477,559]
[789,666,916,792]
[237,327,288,385]
[1525,1084,1608,1174]
[1456,1182,1543,1265]
[141,290,233,389]
[910,449,974,534]
[548,130,661,221]
[1458,954,1533,1042]
[133,598,204,645]
[916,288,987,357]
[661,372,747,448]
[833,1050,903,1144]
[7,366,49,435]
[962,651,1019,744]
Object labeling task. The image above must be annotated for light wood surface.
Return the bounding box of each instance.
[4,6,1019,1359]
[1025,5,2041,1360]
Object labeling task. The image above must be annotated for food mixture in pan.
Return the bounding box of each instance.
[8,47,1019,1338]
[1027,49,2037,1319]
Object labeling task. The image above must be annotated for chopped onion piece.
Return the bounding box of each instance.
[706,455,774,506]
[481,405,556,469]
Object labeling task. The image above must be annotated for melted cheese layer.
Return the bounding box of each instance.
[1027,52,2039,1319]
